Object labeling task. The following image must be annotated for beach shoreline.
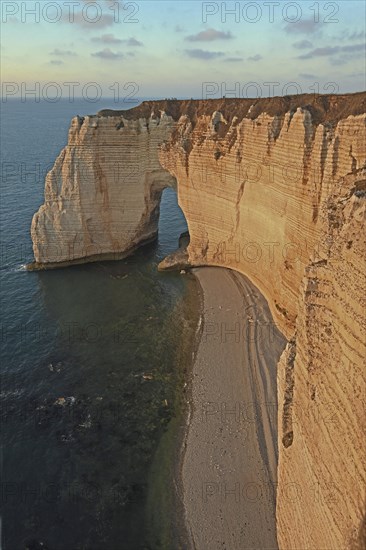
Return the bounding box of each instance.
[180,266,287,549]
[145,270,203,549]
[174,274,205,550]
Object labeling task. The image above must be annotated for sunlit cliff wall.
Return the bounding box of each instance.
[30,94,366,549]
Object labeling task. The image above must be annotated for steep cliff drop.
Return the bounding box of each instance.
[30,94,366,549]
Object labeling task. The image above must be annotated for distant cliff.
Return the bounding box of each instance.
[30,93,366,549]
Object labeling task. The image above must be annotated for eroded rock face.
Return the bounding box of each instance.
[277,170,366,550]
[159,107,365,338]
[31,112,176,266]
[30,95,366,548]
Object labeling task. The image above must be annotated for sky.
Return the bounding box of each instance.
[1,0,365,100]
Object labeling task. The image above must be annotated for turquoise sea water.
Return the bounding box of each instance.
[0,99,196,549]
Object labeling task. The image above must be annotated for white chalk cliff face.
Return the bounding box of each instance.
[30,95,366,549]
[31,112,176,265]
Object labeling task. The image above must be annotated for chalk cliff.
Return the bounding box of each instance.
[277,168,366,549]
[31,112,176,266]
[30,94,366,549]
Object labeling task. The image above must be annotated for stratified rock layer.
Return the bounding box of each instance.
[31,112,176,266]
[30,94,366,549]
[277,170,366,549]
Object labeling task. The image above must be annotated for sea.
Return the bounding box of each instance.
[0,98,200,550]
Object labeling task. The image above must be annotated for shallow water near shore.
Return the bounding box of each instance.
[0,99,199,549]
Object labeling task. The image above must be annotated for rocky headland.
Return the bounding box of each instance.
[30,93,366,549]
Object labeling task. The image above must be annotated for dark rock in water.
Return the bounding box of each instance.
[178,230,190,249]
[158,232,191,272]
[157,249,190,272]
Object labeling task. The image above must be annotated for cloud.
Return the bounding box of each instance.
[225,57,244,62]
[50,48,77,57]
[61,12,115,29]
[247,54,262,61]
[333,29,365,42]
[346,30,365,40]
[175,25,184,33]
[91,48,124,60]
[50,60,64,65]
[328,49,365,66]
[293,40,313,49]
[298,46,339,59]
[125,38,143,46]
[92,33,122,44]
[185,49,225,60]
[91,35,143,46]
[329,56,349,66]
[185,28,233,42]
[298,43,365,60]
[341,43,366,53]
[285,19,322,34]
[299,73,317,79]
[346,71,366,78]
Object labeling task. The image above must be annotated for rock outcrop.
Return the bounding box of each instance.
[30,94,366,548]
[31,112,176,267]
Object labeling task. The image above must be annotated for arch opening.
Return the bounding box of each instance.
[156,187,190,271]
